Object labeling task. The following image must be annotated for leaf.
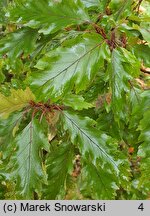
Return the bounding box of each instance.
[128,15,150,22]
[10,0,90,35]
[0,70,5,83]
[0,0,6,23]
[132,24,150,47]
[140,28,150,45]
[11,118,49,199]
[137,109,150,195]
[79,161,119,199]
[110,0,132,20]
[0,28,38,61]
[61,110,119,172]
[138,109,150,158]
[128,90,150,196]
[97,111,121,139]
[43,141,74,199]
[30,33,104,100]
[82,0,101,8]
[131,44,150,67]
[82,0,109,10]
[108,48,140,122]
[63,94,93,110]
[0,112,23,157]
[129,90,150,130]
[61,111,130,197]
[119,47,140,77]
[0,87,35,119]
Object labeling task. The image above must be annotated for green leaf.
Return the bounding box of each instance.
[61,111,130,197]
[82,0,109,10]
[0,0,6,23]
[0,70,5,83]
[10,0,89,35]
[130,90,150,129]
[138,110,150,158]
[11,118,49,199]
[132,24,150,46]
[97,111,121,139]
[119,47,140,77]
[140,28,150,45]
[131,44,150,67]
[0,112,23,158]
[63,94,94,110]
[128,90,150,197]
[0,28,38,61]
[128,15,150,22]
[110,0,132,20]
[137,158,150,197]
[30,33,104,100]
[0,87,35,119]
[44,141,74,199]
[82,0,101,8]
[80,161,118,199]
[109,50,129,121]
[62,110,119,171]
[108,48,140,122]
[137,109,150,196]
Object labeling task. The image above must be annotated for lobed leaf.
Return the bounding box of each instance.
[61,110,119,172]
[108,48,140,122]
[61,110,130,198]
[11,118,49,199]
[30,33,104,100]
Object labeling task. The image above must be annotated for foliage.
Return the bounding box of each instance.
[0,0,150,200]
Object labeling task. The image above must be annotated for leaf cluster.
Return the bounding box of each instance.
[0,0,150,199]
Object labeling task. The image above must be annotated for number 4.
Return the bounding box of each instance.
[138,203,144,211]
